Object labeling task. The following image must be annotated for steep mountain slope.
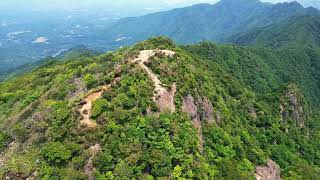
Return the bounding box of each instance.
[183,42,320,106]
[0,37,320,179]
[102,0,319,45]
[231,15,320,49]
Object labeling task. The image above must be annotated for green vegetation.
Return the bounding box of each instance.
[231,15,320,49]
[103,0,319,45]
[184,42,320,107]
[0,37,320,179]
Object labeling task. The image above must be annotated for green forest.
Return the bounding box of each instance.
[0,37,320,179]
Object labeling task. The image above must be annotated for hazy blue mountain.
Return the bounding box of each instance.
[297,0,320,9]
[1,0,319,75]
[0,10,115,73]
[0,45,97,82]
[101,0,319,45]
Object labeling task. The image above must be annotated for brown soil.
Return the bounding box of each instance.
[79,85,110,128]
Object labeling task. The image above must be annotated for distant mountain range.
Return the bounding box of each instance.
[297,0,320,9]
[102,0,319,45]
[2,0,320,77]
[230,15,320,48]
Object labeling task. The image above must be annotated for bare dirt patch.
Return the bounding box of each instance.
[79,85,110,128]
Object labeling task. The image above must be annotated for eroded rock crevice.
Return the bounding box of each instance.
[182,95,215,152]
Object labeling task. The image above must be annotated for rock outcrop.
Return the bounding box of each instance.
[280,84,308,128]
[255,159,281,180]
[155,83,176,112]
[200,97,214,124]
[182,95,203,151]
[182,95,215,152]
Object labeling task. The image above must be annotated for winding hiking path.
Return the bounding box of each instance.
[132,50,176,112]
[78,49,176,128]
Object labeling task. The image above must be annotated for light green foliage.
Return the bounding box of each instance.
[84,74,98,89]
[92,98,108,118]
[42,142,72,164]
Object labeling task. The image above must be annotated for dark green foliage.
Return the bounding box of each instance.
[231,15,320,49]
[0,37,320,179]
[0,132,9,152]
[183,42,320,106]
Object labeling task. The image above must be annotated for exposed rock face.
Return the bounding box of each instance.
[280,84,308,128]
[182,95,215,152]
[182,95,203,151]
[4,171,27,180]
[255,159,281,180]
[68,77,87,98]
[250,108,258,118]
[114,77,122,84]
[182,95,199,121]
[200,97,214,123]
[182,95,216,152]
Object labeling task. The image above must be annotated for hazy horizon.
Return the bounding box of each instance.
[0,0,301,12]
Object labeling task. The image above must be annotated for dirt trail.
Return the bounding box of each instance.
[79,49,176,127]
[132,50,176,112]
[79,85,110,128]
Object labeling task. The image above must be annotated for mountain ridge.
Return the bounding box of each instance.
[0,37,320,179]
[230,15,320,49]
[102,0,319,45]
[1,0,320,179]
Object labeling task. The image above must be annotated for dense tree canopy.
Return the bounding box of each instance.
[0,37,319,179]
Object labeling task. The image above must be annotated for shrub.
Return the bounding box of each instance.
[42,142,72,165]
